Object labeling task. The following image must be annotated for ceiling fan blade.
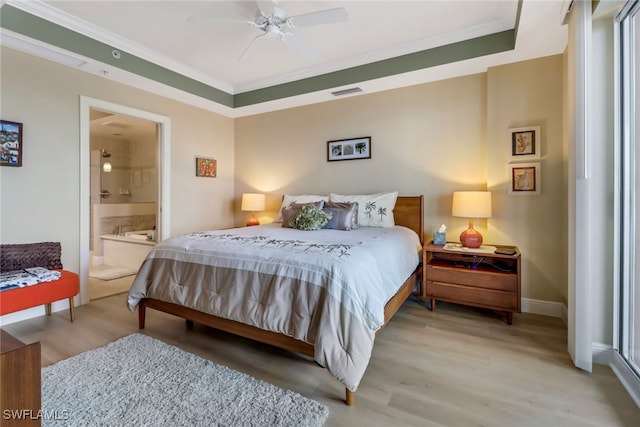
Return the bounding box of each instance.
[255,0,275,17]
[287,7,348,28]
[187,16,255,27]
[238,33,267,61]
[282,34,318,61]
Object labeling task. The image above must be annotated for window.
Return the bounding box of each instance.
[617,0,640,382]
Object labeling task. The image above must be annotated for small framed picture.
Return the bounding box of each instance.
[0,120,23,167]
[195,156,217,177]
[508,162,541,196]
[509,126,540,161]
[327,137,371,162]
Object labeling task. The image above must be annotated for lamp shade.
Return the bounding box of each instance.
[452,191,491,248]
[241,193,266,212]
[452,191,492,218]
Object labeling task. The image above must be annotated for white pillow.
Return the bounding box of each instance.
[329,192,398,228]
[274,194,329,223]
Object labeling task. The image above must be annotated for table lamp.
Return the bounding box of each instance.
[452,191,492,248]
[241,193,266,226]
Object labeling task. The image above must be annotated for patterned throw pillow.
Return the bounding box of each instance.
[329,192,398,228]
[275,195,329,223]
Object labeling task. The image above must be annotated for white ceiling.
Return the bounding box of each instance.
[89,110,157,140]
[1,1,569,117]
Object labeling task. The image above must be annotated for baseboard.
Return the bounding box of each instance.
[521,297,567,321]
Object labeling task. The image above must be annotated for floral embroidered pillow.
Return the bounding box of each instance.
[329,192,398,228]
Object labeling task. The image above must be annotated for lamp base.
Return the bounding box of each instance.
[246,217,260,227]
[460,226,483,248]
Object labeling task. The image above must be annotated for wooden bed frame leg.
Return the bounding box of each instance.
[138,301,146,329]
[185,319,194,330]
[345,389,354,406]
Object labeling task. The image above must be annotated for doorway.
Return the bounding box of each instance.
[79,96,171,306]
[88,110,158,300]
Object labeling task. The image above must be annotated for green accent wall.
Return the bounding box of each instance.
[1,3,521,109]
[234,30,515,107]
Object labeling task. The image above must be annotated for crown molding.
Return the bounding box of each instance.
[6,0,234,94]
[234,16,514,93]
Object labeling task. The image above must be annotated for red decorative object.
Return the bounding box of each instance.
[459,222,483,248]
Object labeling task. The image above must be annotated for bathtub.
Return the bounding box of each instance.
[100,232,156,271]
[124,229,156,241]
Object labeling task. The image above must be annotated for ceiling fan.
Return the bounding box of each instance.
[187,1,348,60]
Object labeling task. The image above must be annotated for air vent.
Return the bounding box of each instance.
[331,87,363,97]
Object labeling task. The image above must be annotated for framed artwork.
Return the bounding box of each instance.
[195,156,217,177]
[0,120,23,167]
[509,126,540,161]
[327,137,371,162]
[509,162,541,196]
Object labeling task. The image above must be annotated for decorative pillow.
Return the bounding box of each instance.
[275,195,329,223]
[289,204,332,231]
[281,201,324,228]
[329,192,398,228]
[322,202,358,231]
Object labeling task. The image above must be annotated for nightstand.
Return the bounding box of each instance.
[423,243,521,324]
[1,329,41,423]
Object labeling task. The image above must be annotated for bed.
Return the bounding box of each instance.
[127,195,424,405]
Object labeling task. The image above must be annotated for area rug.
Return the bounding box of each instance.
[42,333,329,426]
[88,266,137,281]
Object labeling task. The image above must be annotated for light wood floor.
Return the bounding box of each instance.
[88,275,134,300]
[3,294,639,426]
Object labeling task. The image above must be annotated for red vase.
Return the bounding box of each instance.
[460,225,483,248]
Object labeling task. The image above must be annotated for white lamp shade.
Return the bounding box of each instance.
[241,193,266,212]
[452,191,492,218]
[102,161,112,172]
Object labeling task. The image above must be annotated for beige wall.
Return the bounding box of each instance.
[487,55,567,303]
[235,73,489,236]
[235,55,567,304]
[0,47,235,294]
[0,45,568,316]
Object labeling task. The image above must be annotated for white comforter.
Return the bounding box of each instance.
[128,223,421,390]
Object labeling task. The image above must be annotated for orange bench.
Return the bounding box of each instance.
[0,242,79,321]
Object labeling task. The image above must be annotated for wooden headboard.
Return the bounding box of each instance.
[393,195,424,244]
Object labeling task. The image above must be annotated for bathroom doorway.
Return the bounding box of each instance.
[88,110,158,300]
[80,96,171,305]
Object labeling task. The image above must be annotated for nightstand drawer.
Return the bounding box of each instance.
[425,264,517,292]
[426,280,518,310]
